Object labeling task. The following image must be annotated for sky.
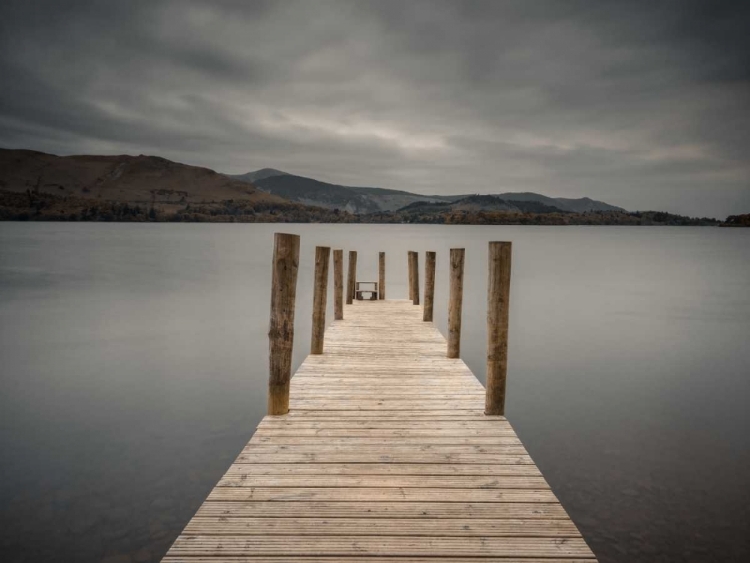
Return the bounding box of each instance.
[1,0,748,218]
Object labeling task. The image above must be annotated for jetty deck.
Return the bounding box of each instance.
[163,299,597,561]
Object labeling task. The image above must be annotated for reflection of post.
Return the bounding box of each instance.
[333,249,343,320]
[379,252,386,300]
[346,251,357,305]
[447,248,465,359]
[311,246,331,355]
[423,251,436,321]
[267,233,300,415]
[410,251,420,305]
[486,242,512,416]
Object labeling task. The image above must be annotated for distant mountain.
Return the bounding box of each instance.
[246,173,382,213]
[399,195,565,215]
[231,168,625,214]
[230,168,288,183]
[496,192,624,213]
[0,149,282,205]
[348,186,450,212]
[2,152,727,225]
[1,152,724,225]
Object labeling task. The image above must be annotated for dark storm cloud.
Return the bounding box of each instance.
[0,0,748,217]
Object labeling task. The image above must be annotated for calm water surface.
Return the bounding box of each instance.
[1,223,749,562]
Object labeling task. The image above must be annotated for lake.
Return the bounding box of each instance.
[0,222,748,562]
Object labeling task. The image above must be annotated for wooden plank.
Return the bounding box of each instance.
[267,411,492,418]
[166,536,594,558]
[290,379,483,386]
[222,463,541,476]
[234,453,535,464]
[289,392,486,399]
[257,419,510,428]
[194,501,570,519]
[183,517,580,537]
[217,475,549,489]
[249,436,523,445]
[207,487,558,502]
[254,429,520,438]
[242,444,529,454]
[289,401,486,410]
[164,558,595,563]
[256,424,516,433]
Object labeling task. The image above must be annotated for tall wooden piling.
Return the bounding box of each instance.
[379,252,386,300]
[407,251,415,301]
[333,249,343,320]
[447,248,465,358]
[346,251,357,305]
[311,246,331,355]
[267,232,300,415]
[410,251,420,305]
[423,251,436,322]
[486,241,512,415]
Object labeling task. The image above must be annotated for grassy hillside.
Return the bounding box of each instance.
[0,149,284,206]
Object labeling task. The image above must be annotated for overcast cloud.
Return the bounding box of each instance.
[1,0,748,217]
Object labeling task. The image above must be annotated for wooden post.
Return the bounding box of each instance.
[346,251,357,305]
[379,252,386,300]
[268,233,300,415]
[407,251,414,301]
[486,242,512,416]
[410,251,420,305]
[423,251,436,322]
[311,246,331,355]
[333,249,343,320]
[447,248,465,358]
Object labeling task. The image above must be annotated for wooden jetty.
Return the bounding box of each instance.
[163,235,597,562]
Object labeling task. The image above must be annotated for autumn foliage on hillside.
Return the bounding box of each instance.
[0,190,355,223]
[723,214,750,227]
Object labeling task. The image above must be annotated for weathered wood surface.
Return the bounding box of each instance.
[310,246,331,355]
[267,233,300,415]
[333,249,343,321]
[407,251,415,302]
[378,251,386,299]
[486,241,512,415]
[346,251,357,305]
[410,251,420,305]
[448,248,465,359]
[164,300,596,562]
[423,250,436,322]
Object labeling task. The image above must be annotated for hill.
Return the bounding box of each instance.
[398,195,565,214]
[230,169,425,213]
[496,192,623,213]
[232,168,624,213]
[0,149,283,206]
[243,173,383,213]
[230,168,288,183]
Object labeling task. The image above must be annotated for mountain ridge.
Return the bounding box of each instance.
[231,168,288,183]
[2,150,728,225]
[230,168,625,214]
